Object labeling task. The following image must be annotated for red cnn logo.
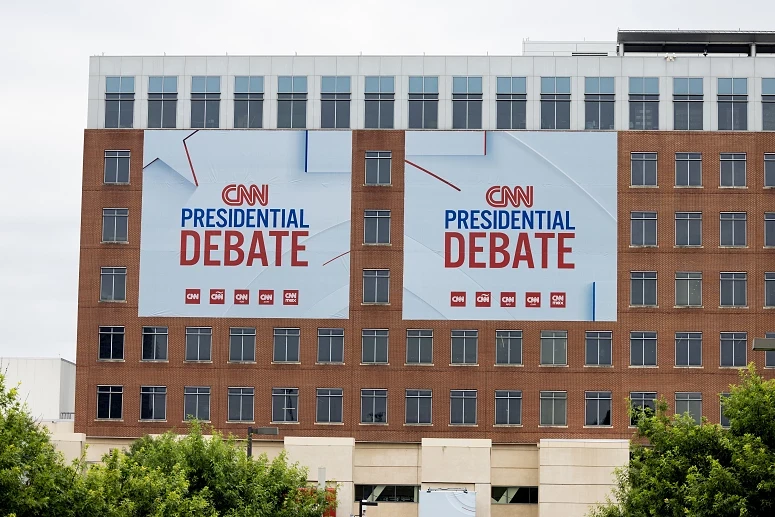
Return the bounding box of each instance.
[550,292,566,308]
[500,292,516,308]
[485,186,534,208]
[221,184,269,207]
[283,290,299,306]
[525,292,541,308]
[234,290,250,305]
[475,291,491,307]
[258,290,274,305]
[450,292,466,307]
[185,289,201,304]
[209,289,225,304]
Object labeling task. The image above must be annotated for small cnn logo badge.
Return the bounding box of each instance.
[525,292,541,308]
[500,292,516,308]
[185,289,200,304]
[210,289,225,304]
[258,290,274,305]
[450,292,466,307]
[234,290,250,305]
[475,292,491,307]
[283,290,299,306]
[550,292,566,308]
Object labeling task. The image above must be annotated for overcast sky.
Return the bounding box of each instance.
[0,0,771,361]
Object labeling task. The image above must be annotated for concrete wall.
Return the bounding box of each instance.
[1,357,75,420]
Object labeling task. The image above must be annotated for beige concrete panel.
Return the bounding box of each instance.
[491,504,539,517]
[490,445,540,486]
[250,441,286,462]
[539,466,619,486]
[284,436,355,483]
[353,466,420,485]
[421,439,492,484]
[539,447,629,468]
[539,484,615,504]
[475,483,492,517]
[539,502,607,517]
[354,443,422,467]
[84,438,133,463]
[52,438,85,463]
[539,439,629,449]
[491,467,539,487]
[349,502,418,517]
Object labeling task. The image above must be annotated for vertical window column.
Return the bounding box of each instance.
[234,76,264,128]
[763,78,775,130]
[718,78,748,130]
[673,78,703,130]
[629,77,659,130]
[191,76,220,128]
[105,76,135,128]
[364,76,395,129]
[148,76,177,128]
[408,76,438,129]
[452,76,483,129]
[321,76,351,129]
[584,77,615,130]
[496,77,527,129]
[277,76,307,129]
[540,77,571,129]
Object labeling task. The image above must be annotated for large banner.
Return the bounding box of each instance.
[403,131,617,321]
[139,130,352,318]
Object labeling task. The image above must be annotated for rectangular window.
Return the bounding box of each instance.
[141,326,168,361]
[585,331,612,366]
[317,328,344,363]
[630,211,657,246]
[362,329,388,364]
[363,269,389,304]
[355,485,419,503]
[102,208,128,243]
[316,388,343,423]
[365,151,391,185]
[277,76,307,129]
[720,272,747,307]
[104,150,130,184]
[271,388,299,423]
[720,211,748,246]
[227,387,254,422]
[675,212,702,246]
[766,213,775,247]
[98,326,124,360]
[675,153,702,187]
[148,76,177,128]
[361,389,387,423]
[495,330,522,365]
[321,76,351,129]
[631,152,657,186]
[96,385,122,419]
[675,392,702,424]
[140,386,167,421]
[406,329,433,364]
[584,77,615,130]
[408,76,438,129]
[539,391,567,426]
[273,328,300,362]
[675,272,702,307]
[720,332,747,367]
[765,154,775,187]
[766,332,775,368]
[720,153,746,187]
[718,78,747,130]
[540,330,567,366]
[630,271,657,306]
[496,77,527,129]
[450,390,477,425]
[767,273,775,307]
[364,210,390,244]
[451,330,478,364]
[185,327,212,361]
[720,393,731,427]
[184,387,210,421]
[234,76,264,128]
[495,390,522,425]
[585,391,612,426]
[364,76,395,129]
[764,79,775,130]
[540,77,571,129]
[673,77,703,130]
[229,327,256,362]
[191,76,220,128]
[630,391,657,425]
[105,76,134,128]
[492,487,538,505]
[629,77,659,130]
[675,332,702,367]
[405,389,432,424]
[630,331,657,366]
[452,76,483,129]
[100,267,126,302]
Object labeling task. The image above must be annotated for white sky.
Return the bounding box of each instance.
[0,0,771,361]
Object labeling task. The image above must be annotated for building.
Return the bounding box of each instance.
[1,357,76,421]
[76,30,775,517]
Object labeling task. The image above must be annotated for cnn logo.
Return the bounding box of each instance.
[258,290,274,305]
[234,290,250,305]
[283,290,299,306]
[210,289,225,304]
[525,292,541,308]
[450,292,466,307]
[185,289,201,304]
[475,291,491,307]
[550,292,566,308]
[500,292,516,308]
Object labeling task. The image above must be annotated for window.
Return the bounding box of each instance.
[675,212,702,246]
[450,390,477,425]
[230,327,256,362]
[540,330,567,366]
[630,211,657,246]
[630,392,657,425]
[365,151,391,185]
[630,331,657,366]
[142,326,168,361]
[720,272,747,307]
[675,153,702,187]
[148,76,177,128]
[766,332,775,368]
[234,76,264,128]
[185,327,212,361]
[184,387,210,421]
[764,79,775,130]
[630,271,657,306]
[585,331,612,366]
[631,152,657,186]
[718,78,747,130]
[675,332,702,367]
[539,391,567,426]
[767,273,775,307]
[362,329,388,364]
[585,391,612,426]
[364,76,395,129]
[273,328,300,362]
[364,210,390,244]
[495,330,522,365]
[495,390,522,425]
[316,388,343,423]
[361,389,387,423]
[496,77,527,129]
[405,389,432,424]
[492,487,538,505]
[363,269,389,303]
[584,77,615,130]
[355,485,418,503]
[98,326,124,360]
[277,76,307,128]
[321,76,351,128]
[104,151,130,184]
[191,76,220,128]
[140,386,166,420]
[451,330,478,364]
[406,329,433,364]
[271,388,299,423]
[629,77,659,130]
[675,392,702,424]
[720,153,746,187]
[452,76,483,129]
[540,77,571,129]
[765,154,775,187]
[408,76,438,129]
[227,387,254,422]
[100,267,126,302]
[102,208,128,243]
[673,78,703,130]
[105,76,134,128]
[317,328,344,363]
[96,386,122,419]
[675,272,702,307]
[766,213,775,247]
[720,332,747,367]
[720,393,731,427]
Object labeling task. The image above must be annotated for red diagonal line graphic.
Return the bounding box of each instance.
[183,130,200,187]
[404,160,461,192]
[322,250,350,266]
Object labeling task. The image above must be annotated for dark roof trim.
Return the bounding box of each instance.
[618,30,775,45]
